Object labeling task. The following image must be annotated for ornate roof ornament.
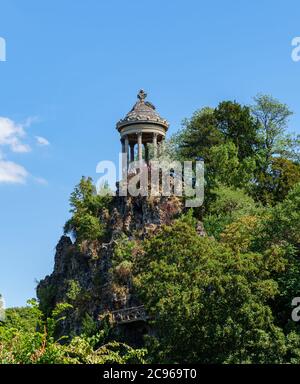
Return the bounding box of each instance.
[137,89,147,101]
[116,90,169,131]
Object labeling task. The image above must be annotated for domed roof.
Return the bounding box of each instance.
[116,90,169,131]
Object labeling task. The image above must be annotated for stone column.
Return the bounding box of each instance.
[153,133,158,158]
[124,135,129,168]
[158,135,165,156]
[130,143,135,163]
[121,138,126,175]
[137,132,143,161]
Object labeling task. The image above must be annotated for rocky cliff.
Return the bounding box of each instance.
[37,193,184,345]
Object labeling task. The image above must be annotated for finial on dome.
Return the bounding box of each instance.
[116,89,169,131]
[137,89,147,101]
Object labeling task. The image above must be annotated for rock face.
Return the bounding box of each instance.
[37,194,184,344]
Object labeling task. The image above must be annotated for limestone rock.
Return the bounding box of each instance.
[36,194,193,344]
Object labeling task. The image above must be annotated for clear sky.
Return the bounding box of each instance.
[0,0,300,307]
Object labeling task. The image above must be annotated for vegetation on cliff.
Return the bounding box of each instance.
[2,94,300,363]
[64,177,113,244]
[0,300,146,363]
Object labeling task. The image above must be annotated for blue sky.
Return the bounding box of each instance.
[0,0,300,307]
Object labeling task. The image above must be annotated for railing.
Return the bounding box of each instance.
[110,305,149,324]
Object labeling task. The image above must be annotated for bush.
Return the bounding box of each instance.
[133,216,293,363]
[0,300,146,364]
[203,185,260,238]
[64,177,112,244]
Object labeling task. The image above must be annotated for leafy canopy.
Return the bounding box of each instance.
[134,215,295,363]
[64,177,112,243]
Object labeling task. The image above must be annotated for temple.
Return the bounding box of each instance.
[116,90,169,168]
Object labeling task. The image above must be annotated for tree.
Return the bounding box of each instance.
[252,183,300,333]
[64,177,112,243]
[0,300,146,364]
[176,107,223,161]
[175,95,298,206]
[134,215,290,363]
[206,142,256,190]
[252,94,293,167]
[252,157,300,205]
[203,185,260,239]
[174,102,259,207]
[0,295,5,323]
[270,157,300,202]
[263,182,300,247]
[4,306,39,332]
[214,101,260,160]
[177,101,260,162]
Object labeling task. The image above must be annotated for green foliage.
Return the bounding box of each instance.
[7,93,300,365]
[252,94,293,162]
[0,295,5,323]
[66,280,81,302]
[203,185,260,238]
[263,182,300,245]
[220,215,261,254]
[37,284,58,317]
[133,217,297,363]
[107,237,141,303]
[177,101,260,162]
[113,235,137,266]
[176,107,222,161]
[113,261,133,285]
[252,157,300,205]
[129,183,300,363]
[81,313,99,338]
[65,214,104,243]
[250,183,300,333]
[214,100,260,160]
[0,300,146,364]
[4,306,39,333]
[175,94,300,206]
[64,177,112,243]
[250,94,300,203]
[207,142,256,190]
